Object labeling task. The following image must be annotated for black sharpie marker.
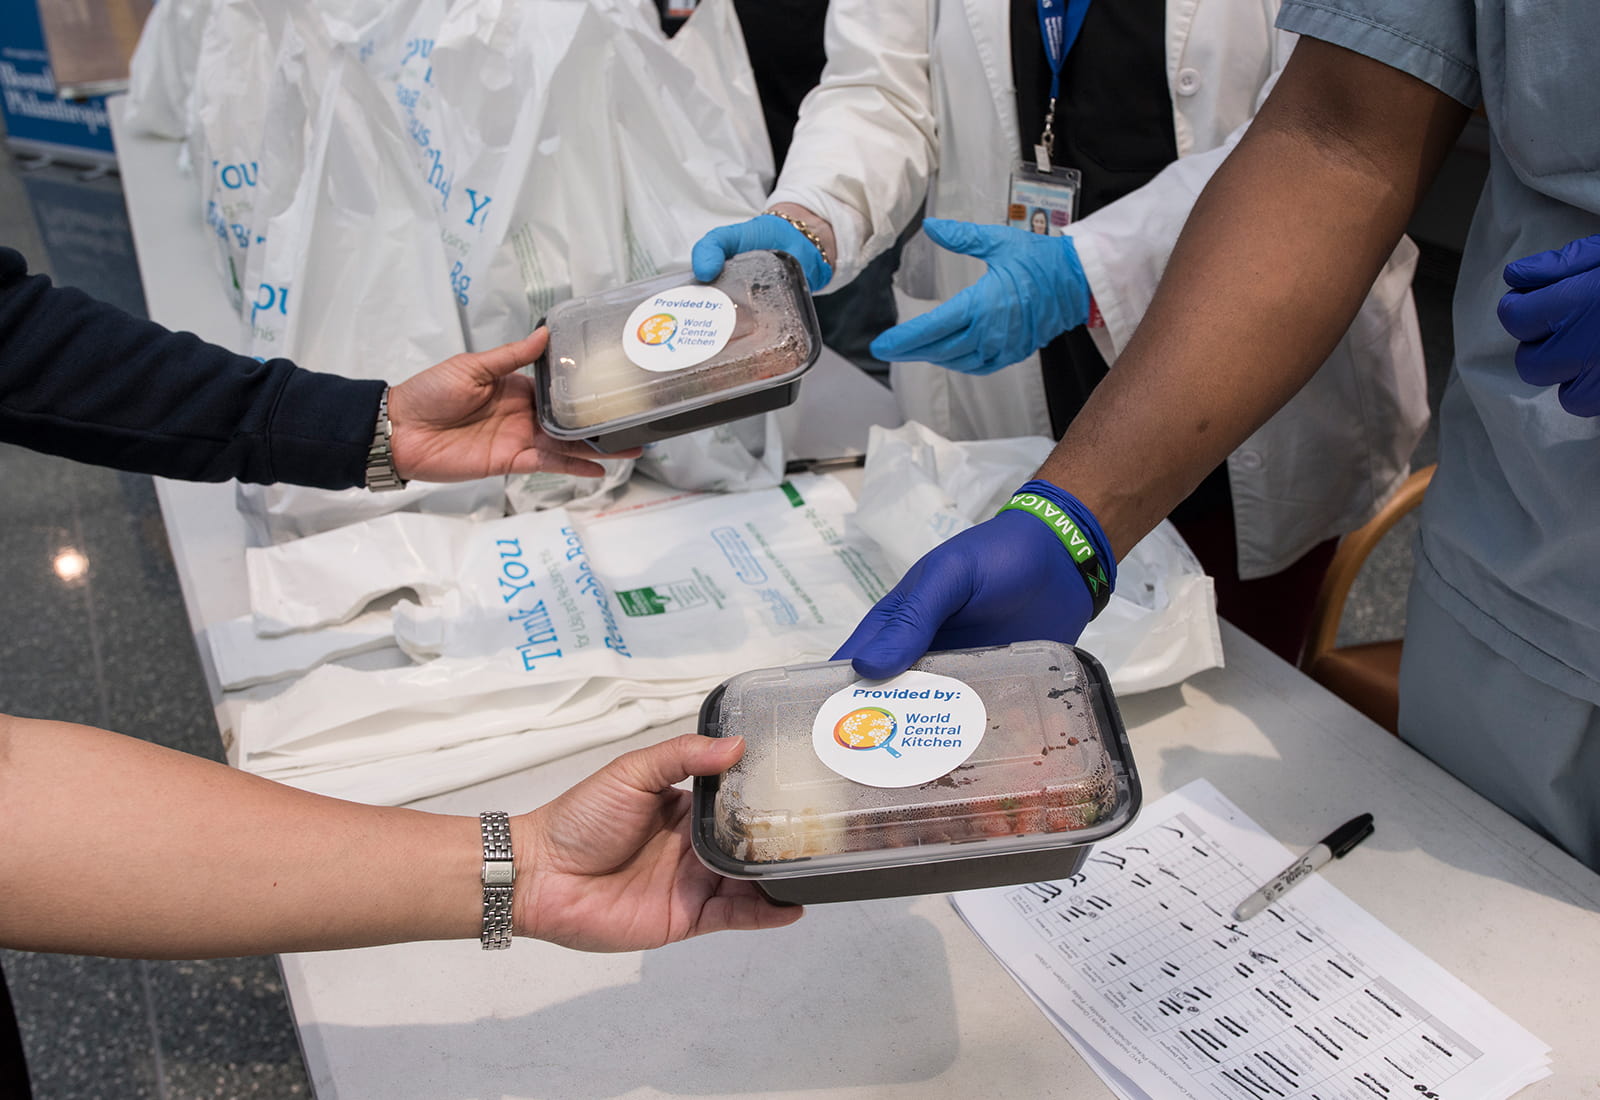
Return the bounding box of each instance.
[1233,814,1374,921]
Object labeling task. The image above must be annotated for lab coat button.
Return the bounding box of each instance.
[1176,68,1201,96]
[1236,449,1263,471]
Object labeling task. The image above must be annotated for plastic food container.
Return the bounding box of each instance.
[533,250,821,453]
[691,641,1141,904]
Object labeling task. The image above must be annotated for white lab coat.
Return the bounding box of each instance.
[767,0,1428,579]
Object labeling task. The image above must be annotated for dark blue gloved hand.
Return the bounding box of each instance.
[868,217,1091,375]
[690,214,832,292]
[833,480,1115,681]
[1497,233,1600,417]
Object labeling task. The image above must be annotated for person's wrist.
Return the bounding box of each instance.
[998,479,1116,617]
[764,203,836,271]
[509,811,545,940]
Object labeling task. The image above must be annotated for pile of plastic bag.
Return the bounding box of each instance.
[127,4,1223,807]
[233,473,893,802]
[127,0,777,540]
[215,427,1218,805]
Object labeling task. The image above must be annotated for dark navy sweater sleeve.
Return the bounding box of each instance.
[0,247,384,488]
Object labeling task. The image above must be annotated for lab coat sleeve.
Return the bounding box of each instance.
[1070,57,1288,361]
[762,0,936,291]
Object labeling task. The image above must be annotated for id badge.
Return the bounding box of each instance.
[1007,163,1081,237]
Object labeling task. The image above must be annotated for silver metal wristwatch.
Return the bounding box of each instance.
[479,810,516,950]
[364,388,408,492]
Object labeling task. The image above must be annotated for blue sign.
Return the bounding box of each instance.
[0,0,116,166]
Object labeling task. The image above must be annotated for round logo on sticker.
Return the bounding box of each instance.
[812,670,987,788]
[636,313,678,347]
[833,707,901,755]
[622,284,735,371]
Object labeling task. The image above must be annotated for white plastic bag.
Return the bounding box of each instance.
[607,0,770,275]
[207,609,396,690]
[370,0,768,353]
[236,19,503,543]
[186,0,288,308]
[124,0,217,139]
[236,474,893,802]
[505,456,636,514]
[381,0,627,348]
[853,421,1222,694]
[1078,524,1223,696]
[633,414,786,493]
[313,0,438,78]
[853,421,1055,574]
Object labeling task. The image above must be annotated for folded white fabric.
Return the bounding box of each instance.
[853,421,1223,694]
[237,474,892,802]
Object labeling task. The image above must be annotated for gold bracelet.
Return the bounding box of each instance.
[763,209,832,268]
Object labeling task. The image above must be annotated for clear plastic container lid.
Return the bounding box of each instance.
[535,250,820,438]
[693,641,1139,880]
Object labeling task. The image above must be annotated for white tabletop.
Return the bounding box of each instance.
[108,98,1600,1100]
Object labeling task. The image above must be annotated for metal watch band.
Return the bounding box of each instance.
[364,388,408,492]
[479,810,516,950]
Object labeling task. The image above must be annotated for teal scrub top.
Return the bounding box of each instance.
[1279,0,1600,705]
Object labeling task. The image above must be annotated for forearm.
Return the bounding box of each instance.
[1038,41,1467,556]
[764,0,934,286]
[0,714,481,958]
[0,247,379,487]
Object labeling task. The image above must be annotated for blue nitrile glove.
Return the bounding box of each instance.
[833,480,1116,681]
[1497,233,1600,417]
[868,217,1091,375]
[690,214,832,292]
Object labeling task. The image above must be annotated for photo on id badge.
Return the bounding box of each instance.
[1008,165,1080,237]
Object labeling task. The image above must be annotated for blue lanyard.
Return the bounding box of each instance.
[1033,0,1090,167]
[1036,0,1091,102]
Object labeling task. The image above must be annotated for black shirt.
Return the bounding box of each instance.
[733,0,830,172]
[0,247,380,488]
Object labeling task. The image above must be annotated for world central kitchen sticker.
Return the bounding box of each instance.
[812,670,987,787]
[622,284,736,371]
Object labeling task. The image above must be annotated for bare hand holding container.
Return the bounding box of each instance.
[691,641,1142,904]
[533,250,821,453]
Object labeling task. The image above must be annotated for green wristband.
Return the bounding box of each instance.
[1000,492,1112,617]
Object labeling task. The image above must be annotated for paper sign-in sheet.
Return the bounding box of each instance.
[951,780,1550,1100]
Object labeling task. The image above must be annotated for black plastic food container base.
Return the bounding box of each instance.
[691,646,1141,905]
[751,841,1094,905]
[578,377,804,454]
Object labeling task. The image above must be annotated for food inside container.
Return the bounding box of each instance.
[691,641,1141,903]
[533,250,820,451]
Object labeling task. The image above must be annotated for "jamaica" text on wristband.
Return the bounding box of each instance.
[999,491,1111,617]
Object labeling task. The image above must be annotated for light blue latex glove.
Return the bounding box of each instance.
[1497,233,1600,417]
[868,217,1091,375]
[833,480,1115,681]
[690,214,832,292]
